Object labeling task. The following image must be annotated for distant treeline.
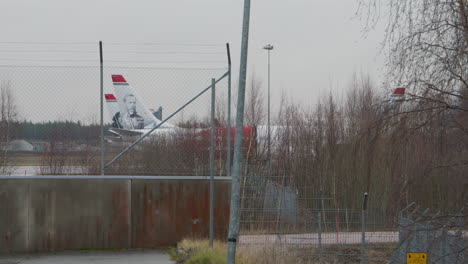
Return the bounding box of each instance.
[9,121,108,142]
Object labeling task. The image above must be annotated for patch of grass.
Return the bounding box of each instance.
[185,248,226,264]
[165,247,178,261]
[175,239,251,264]
[175,239,311,264]
[175,239,399,264]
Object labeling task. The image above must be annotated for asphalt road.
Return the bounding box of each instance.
[240,231,399,247]
[0,250,174,264]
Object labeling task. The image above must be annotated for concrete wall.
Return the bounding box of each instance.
[0,177,231,253]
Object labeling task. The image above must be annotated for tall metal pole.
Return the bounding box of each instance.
[318,211,323,264]
[267,49,271,169]
[209,78,216,248]
[227,0,251,263]
[226,43,232,176]
[99,41,104,176]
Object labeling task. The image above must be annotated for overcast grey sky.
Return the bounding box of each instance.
[0,0,387,123]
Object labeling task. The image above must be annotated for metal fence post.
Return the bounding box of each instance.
[361,192,368,264]
[318,211,322,264]
[99,41,104,176]
[226,43,232,176]
[441,221,449,264]
[209,78,216,248]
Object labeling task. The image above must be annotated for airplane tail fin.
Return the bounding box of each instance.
[109,74,174,130]
[104,93,122,129]
[391,87,406,99]
[383,87,406,112]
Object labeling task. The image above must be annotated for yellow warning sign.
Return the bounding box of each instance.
[406,253,427,264]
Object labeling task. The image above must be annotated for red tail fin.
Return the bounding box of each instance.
[392,88,405,96]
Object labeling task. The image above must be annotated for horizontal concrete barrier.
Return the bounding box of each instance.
[0,177,231,253]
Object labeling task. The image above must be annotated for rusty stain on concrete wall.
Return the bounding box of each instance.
[132,180,230,247]
[0,178,230,253]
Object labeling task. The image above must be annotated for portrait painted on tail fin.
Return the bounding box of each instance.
[109,74,161,130]
[104,74,176,140]
[117,93,144,129]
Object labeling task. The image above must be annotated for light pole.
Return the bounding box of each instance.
[263,44,273,171]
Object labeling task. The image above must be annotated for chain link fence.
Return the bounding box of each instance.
[389,204,467,264]
[236,154,465,263]
[237,172,398,263]
[1,43,466,263]
[101,66,229,176]
[238,174,467,264]
[0,61,229,176]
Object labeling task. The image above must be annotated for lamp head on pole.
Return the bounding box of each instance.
[263,44,274,51]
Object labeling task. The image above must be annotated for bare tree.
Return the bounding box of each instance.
[359,0,468,112]
[245,74,265,127]
[215,91,227,126]
[356,0,468,214]
[40,127,71,175]
[0,81,18,175]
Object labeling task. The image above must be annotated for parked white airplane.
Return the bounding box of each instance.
[105,74,177,138]
[104,74,258,158]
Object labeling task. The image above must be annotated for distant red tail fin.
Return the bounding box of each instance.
[391,88,405,97]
